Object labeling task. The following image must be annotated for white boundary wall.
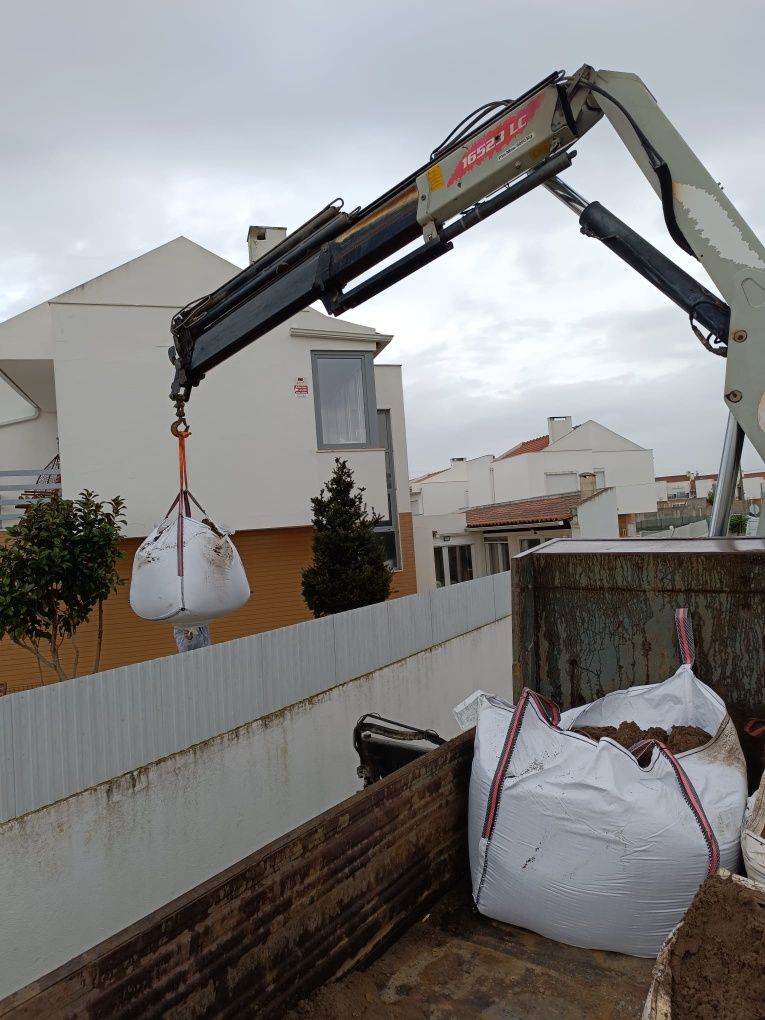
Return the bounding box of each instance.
[0,574,510,822]
[0,615,511,998]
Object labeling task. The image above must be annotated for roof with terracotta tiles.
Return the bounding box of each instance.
[496,434,550,460]
[466,491,583,528]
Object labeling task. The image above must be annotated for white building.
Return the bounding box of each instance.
[411,416,659,591]
[0,232,418,691]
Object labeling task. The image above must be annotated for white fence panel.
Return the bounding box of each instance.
[0,573,510,822]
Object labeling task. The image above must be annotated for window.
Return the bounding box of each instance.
[373,410,400,569]
[434,544,473,587]
[486,541,511,575]
[434,548,446,588]
[519,538,541,552]
[312,352,377,448]
[448,544,473,584]
[595,470,606,490]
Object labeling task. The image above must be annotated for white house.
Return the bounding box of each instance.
[0,232,417,692]
[411,415,659,591]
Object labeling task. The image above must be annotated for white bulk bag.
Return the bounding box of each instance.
[469,627,747,957]
[131,515,250,626]
[130,431,250,627]
[742,767,765,884]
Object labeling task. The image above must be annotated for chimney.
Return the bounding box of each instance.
[247,225,288,264]
[579,472,596,500]
[548,415,573,444]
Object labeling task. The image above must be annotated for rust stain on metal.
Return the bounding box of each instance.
[512,541,765,785]
[338,185,419,241]
[0,733,474,1019]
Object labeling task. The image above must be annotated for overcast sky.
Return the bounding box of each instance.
[1,0,764,476]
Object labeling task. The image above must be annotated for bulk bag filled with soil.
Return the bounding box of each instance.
[130,430,250,627]
[130,515,250,626]
[641,870,765,1020]
[469,614,747,958]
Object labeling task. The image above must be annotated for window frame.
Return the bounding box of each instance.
[373,409,401,571]
[485,539,511,575]
[311,351,378,450]
[434,543,474,587]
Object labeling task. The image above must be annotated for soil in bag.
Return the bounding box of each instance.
[669,872,765,1020]
[572,722,711,753]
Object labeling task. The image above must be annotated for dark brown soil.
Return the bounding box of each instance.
[573,721,712,753]
[669,873,765,1020]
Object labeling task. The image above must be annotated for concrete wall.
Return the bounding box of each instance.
[413,455,493,516]
[0,614,512,999]
[0,411,58,473]
[414,422,658,522]
[493,421,657,515]
[52,299,388,538]
[0,517,419,695]
[575,488,620,539]
[650,519,710,539]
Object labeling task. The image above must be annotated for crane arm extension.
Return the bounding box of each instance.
[169,67,599,399]
[169,64,765,464]
[581,70,765,460]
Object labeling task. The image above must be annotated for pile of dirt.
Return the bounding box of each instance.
[572,721,711,753]
[669,873,765,1020]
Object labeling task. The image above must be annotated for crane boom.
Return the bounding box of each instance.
[169,64,765,482]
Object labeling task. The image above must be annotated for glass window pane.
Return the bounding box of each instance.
[375,529,398,569]
[316,356,366,445]
[486,542,510,574]
[458,544,473,582]
[487,544,498,574]
[520,538,541,552]
[447,544,473,584]
[434,548,445,587]
[448,545,458,582]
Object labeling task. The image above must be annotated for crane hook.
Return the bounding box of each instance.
[171,398,189,437]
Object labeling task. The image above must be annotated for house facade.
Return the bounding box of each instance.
[411,416,659,591]
[0,233,416,692]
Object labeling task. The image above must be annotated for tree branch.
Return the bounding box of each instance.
[11,637,59,679]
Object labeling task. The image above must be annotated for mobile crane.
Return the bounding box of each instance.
[169,65,765,536]
[7,70,765,1020]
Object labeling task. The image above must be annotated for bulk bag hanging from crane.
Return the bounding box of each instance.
[130,426,250,627]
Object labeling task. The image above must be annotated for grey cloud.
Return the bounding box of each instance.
[1,0,764,478]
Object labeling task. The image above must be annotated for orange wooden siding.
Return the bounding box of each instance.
[0,513,417,694]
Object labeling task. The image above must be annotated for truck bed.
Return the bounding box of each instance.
[287,884,653,1019]
[0,732,653,1019]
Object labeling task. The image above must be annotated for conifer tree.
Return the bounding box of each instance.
[302,458,392,617]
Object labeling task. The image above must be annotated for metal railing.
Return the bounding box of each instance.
[0,462,61,530]
[636,513,709,533]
